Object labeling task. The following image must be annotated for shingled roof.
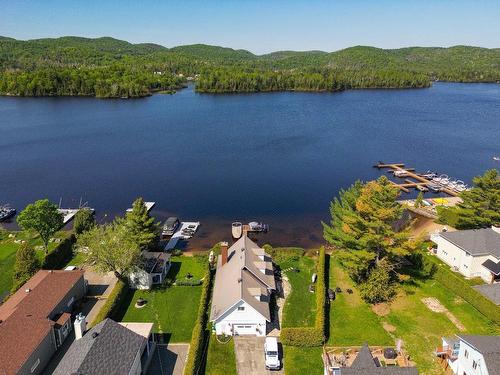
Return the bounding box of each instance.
[458,335,500,375]
[440,228,500,257]
[53,318,146,375]
[0,270,85,375]
[210,235,275,322]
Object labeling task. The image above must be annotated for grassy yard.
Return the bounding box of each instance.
[328,256,392,346]
[205,334,237,375]
[118,256,205,343]
[328,254,500,375]
[283,346,323,375]
[279,255,317,327]
[0,230,67,298]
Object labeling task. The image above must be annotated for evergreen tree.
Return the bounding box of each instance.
[12,243,40,291]
[414,192,424,208]
[438,169,500,229]
[73,208,96,235]
[118,197,158,251]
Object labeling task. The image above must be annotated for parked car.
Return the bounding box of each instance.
[264,337,281,370]
[162,217,180,237]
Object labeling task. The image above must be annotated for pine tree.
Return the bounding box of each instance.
[118,197,158,251]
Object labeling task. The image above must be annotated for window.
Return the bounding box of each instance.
[31,358,40,373]
[472,361,477,369]
[237,306,245,311]
[464,349,468,358]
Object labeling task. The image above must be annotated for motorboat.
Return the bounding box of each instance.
[232,222,243,239]
[420,170,437,179]
[427,182,441,193]
[0,205,16,222]
[416,185,428,192]
[394,169,409,178]
[433,174,449,186]
[493,156,500,161]
[248,221,269,233]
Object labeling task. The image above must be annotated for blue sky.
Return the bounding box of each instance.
[1,0,499,54]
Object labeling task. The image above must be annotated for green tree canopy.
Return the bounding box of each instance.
[73,208,96,235]
[77,222,140,279]
[16,199,63,254]
[12,243,40,291]
[116,197,158,251]
[438,169,500,229]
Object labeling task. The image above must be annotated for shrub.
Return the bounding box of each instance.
[175,279,203,286]
[42,233,76,269]
[184,263,214,375]
[90,279,129,327]
[263,245,305,263]
[359,265,397,304]
[282,247,327,347]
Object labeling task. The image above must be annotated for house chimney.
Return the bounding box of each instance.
[221,242,229,266]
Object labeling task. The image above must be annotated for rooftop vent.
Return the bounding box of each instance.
[237,278,242,283]
[92,332,99,339]
[25,288,31,293]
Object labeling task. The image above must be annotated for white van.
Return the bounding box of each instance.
[264,337,281,370]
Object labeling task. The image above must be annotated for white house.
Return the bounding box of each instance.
[431,226,500,283]
[437,335,500,375]
[210,235,276,337]
[129,251,171,290]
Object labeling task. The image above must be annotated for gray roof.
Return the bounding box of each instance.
[53,318,146,375]
[341,344,418,375]
[458,335,500,374]
[482,259,500,275]
[440,228,500,257]
[210,235,275,322]
[473,283,500,305]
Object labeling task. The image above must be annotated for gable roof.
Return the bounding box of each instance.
[210,235,275,322]
[0,270,84,375]
[53,318,146,375]
[341,344,418,375]
[440,228,500,257]
[458,335,500,375]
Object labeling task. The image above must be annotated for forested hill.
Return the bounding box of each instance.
[1,36,499,97]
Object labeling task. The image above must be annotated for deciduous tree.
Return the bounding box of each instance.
[12,243,40,291]
[73,208,96,235]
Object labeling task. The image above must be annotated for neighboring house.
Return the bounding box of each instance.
[431,226,500,283]
[436,335,500,375]
[129,251,171,289]
[53,318,155,375]
[0,270,86,375]
[324,344,418,374]
[210,235,276,337]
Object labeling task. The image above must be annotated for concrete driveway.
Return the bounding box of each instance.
[234,337,284,375]
[147,344,189,375]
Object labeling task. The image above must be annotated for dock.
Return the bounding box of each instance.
[126,201,155,213]
[58,207,95,225]
[374,162,458,197]
[164,221,200,251]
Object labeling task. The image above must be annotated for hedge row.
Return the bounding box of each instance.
[42,233,76,269]
[184,264,214,375]
[281,247,327,347]
[430,258,500,324]
[175,279,203,286]
[89,279,129,328]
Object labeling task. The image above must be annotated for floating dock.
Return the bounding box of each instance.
[374,163,458,197]
[164,221,200,251]
[126,201,155,213]
[58,207,95,224]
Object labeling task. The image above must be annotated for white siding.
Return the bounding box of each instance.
[129,269,153,290]
[454,341,490,375]
[214,300,267,337]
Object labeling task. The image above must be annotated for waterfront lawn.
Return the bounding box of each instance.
[283,346,323,375]
[0,230,67,297]
[118,256,205,343]
[279,255,317,327]
[328,256,392,346]
[205,334,237,375]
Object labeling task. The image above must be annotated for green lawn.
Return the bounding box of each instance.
[283,346,323,375]
[328,256,392,346]
[205,334,237,375]
[0,230,68,298]
[280,256,317,327]
[118,256,205,343]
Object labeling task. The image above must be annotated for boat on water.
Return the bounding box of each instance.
[394,169,409,178]
[0,205,16,222]
[427,183,441,193]
[416,185,428,192]
[232,222,243,239]
[493,156,500,161]
[248,221,269,233]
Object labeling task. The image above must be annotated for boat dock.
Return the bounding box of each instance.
[164,221,200,251]
[126,201,155,213]
[374,162,459,197]
[58,207,95,225]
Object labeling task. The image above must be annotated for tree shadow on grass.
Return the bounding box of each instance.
[111,286,135,322]
[166,261,182,280]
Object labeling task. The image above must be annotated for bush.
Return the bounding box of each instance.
[42,233,76,269]
[263,245,305,263]
[90,279,129,327]
[281,247,327,347]
[184,264,214,375]
[359,265,397,304]
[175,279,203,286]
[429,258,500,324]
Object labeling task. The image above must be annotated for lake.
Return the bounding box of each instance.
[1,83,499,248]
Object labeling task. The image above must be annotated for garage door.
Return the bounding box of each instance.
[234,324,256,335]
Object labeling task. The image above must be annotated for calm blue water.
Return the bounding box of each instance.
[1,83,499,247]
